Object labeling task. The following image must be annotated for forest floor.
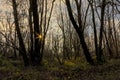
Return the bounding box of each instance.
[0,57,120,80]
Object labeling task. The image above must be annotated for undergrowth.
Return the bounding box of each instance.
[0,56,120,80]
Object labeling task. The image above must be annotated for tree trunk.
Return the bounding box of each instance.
[29,0,34,64]
[98,0,106,63]
[88,0,99,63]
[31,0,41,65]
[12,0,29,66]
[65,0,94,65]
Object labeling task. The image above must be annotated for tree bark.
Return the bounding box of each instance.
[65,0,94,65]
[98,0,106,63]
[12,0,29,66]
[31,0,41,65]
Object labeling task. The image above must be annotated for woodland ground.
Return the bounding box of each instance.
[0,56,120,80]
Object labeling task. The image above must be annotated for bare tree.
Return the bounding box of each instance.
[65,0,94,65]
[12,0,29,66]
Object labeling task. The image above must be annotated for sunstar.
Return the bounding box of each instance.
[36,33,42,40]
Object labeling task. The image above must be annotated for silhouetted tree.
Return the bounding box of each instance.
[65,0,94,65]
[12,0,29,66]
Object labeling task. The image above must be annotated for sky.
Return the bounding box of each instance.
[0,0,12,32]
[0,0,12,19]
[0,0,120,32]
[0,0,11,11]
